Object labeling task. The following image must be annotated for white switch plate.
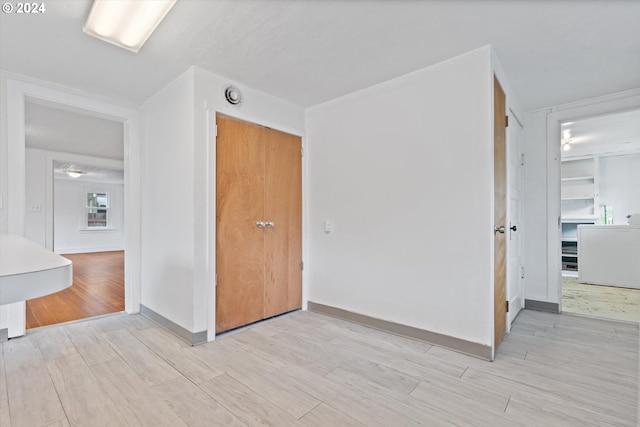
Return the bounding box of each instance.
[323,220,333,233]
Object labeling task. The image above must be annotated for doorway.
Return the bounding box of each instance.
[559,108,640,322]
[24,101,126,328]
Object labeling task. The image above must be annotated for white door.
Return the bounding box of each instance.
[506,112,525,330]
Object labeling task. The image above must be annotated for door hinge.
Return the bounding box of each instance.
[520,153,525,166]
[506,300,510,312]
[301,146,304,157]
[520,266,525,279]
[215,125,218,137]
[301,261,304,271]
[215,274,218,287]
[505,115,509,127]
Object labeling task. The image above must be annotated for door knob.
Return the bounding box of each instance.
[256,221,266,228]
[265,221,275,228]
[494,225,505,234]
[510,225,517,232]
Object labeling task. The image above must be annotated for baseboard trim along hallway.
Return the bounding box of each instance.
[140,304,207,346]
[307,301,492,360]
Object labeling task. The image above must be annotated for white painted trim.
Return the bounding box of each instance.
[5,77,142,338]
[546,90,640,310]
[206,108,217,342]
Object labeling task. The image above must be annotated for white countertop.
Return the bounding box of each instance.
[0,235,73,305]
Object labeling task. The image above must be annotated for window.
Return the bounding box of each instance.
[86,191,109,228]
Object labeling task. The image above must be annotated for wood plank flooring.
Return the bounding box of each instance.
[1,309,637,426]
[25,251,125,329]
[563,276,639,323]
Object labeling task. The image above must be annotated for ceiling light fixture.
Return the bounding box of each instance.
[83,0,177,53]
[66,170,86,178]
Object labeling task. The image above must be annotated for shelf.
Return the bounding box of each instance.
[561,196,594,201]
[561,176,594,182]
[562,253,578,258]
[562,217,598,222]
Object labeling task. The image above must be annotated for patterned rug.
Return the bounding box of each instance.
[562,277,639,323]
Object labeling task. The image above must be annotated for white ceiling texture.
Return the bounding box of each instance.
[1,0,639,111]
[2,1,640,173]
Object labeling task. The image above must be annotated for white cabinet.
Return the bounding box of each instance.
[578,225,640,289]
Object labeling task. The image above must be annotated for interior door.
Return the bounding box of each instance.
[507,113,524,329]
[216,114,302,333]
[216,114,266,333]
[493,76,507,350]
[264,128,303,318]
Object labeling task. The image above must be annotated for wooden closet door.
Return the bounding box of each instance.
[263,128,302,317]
[216,114,265,333]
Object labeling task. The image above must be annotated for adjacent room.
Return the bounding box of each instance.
[23,101,126,328]
[560,109,640,323]
[0,1,638,426]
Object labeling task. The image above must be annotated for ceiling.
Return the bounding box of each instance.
[561,108,640,158]
[1,1,639,111]
[53,161,124,184]
[26,101,124,160]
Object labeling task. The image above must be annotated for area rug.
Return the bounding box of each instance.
[562,277,639,323]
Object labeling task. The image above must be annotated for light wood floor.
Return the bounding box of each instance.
[1,309,637,426]
[563,276,639,323]
[26,251,125,329]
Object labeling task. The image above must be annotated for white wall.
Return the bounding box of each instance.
[523,90,640,305]
[25,147,47,246]
[141,66,305,335]
[599,153,640,225]
[141,69,196,332]
[53,179,124,254]
[24,147,125,251]
[0,73,9,234]
[305,47,494,346]
[523,109,550,302]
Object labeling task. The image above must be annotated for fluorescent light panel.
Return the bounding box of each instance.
[83,0,177,53]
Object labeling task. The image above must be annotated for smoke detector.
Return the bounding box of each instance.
[224,85,242,106]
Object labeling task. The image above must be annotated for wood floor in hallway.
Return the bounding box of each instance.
[1,309,637,426]
[25,251,125,329]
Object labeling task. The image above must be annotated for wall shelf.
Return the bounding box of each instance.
[560,156,599,274]
[561,175,594,182]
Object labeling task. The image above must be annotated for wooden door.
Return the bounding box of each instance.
[264,128,302,317]
[216,114,302,333]
[216,115,265,333]
[494,76,507,349]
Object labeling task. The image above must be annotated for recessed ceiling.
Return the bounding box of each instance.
[1,1,639,110]
[561,108,640,158]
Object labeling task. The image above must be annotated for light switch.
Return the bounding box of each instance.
[323,220,333,234]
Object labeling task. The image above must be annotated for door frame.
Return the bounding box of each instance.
[4,77,141,337]
[206,109,306,341]
[545,92,640,312]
